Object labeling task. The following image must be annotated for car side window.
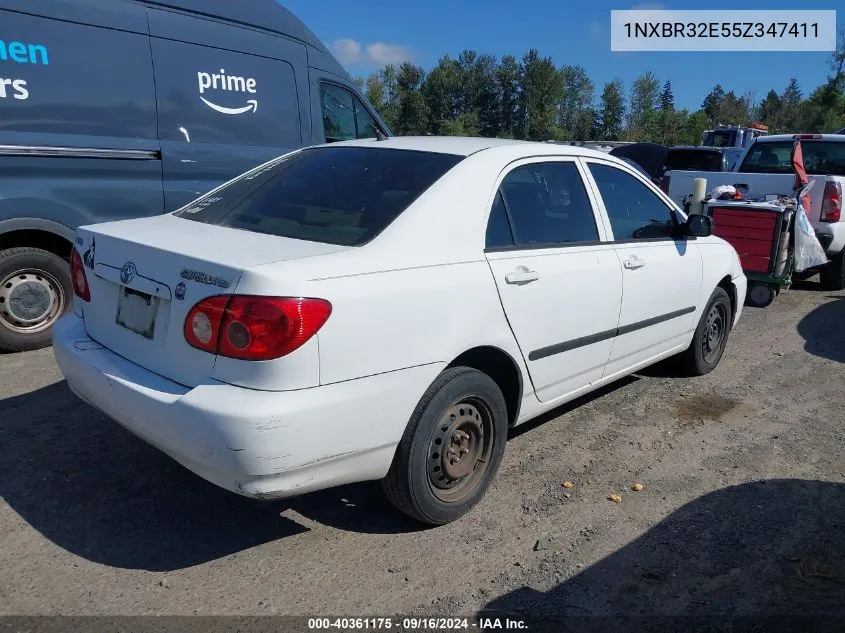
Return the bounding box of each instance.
[587,163,676,241]
[486,191,515,248]
[320,83,380,142]
[498,162,598,246]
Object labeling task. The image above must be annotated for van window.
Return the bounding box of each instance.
[151,38,301,147]
[320,83,379,142]
[665,149,724,172]
[0,12,156,139]
[174,146,463,246]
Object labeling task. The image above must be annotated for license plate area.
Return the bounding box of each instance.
[115,286,160,339]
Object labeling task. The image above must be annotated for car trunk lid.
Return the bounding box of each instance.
[75,214,349,387]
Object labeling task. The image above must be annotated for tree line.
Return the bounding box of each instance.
[355,36,845,145]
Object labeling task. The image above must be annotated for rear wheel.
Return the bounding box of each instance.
[382,367,508,525]
[0,247,73,352]
[677,287,732,376]
[819,249,845,291]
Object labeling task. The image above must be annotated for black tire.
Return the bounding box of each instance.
[0,247,73,353]
[382,367,509,525]
[819,249,845,291]
[678,287,732,376]
[745,282,777,308]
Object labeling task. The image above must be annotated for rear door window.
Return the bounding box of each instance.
[320,83,380,142]
[498,162,599,246]
[486,191,515,248]
[174,147,463,246]
[151,38,301,147]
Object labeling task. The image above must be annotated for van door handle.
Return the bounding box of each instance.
[623,256,646,270]
[505,266,540,285]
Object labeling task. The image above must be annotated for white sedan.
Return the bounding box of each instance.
[53,137,747,525]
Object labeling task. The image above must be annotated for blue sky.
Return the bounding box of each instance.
[281,0,844,111]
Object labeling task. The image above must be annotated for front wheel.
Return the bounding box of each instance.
[382,367,508,525]
[0,247,73,352]
[677,287,732,376]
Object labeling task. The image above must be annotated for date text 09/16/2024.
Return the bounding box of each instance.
[306,617,528,630]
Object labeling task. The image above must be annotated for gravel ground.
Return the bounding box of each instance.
[1,279,844,624]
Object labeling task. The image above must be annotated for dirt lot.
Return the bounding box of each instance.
[1,280,844,623]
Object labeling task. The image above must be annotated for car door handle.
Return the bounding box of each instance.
[623,256,646,270]
[505,267,540,285]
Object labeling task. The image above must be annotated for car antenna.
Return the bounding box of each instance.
[376,128,388,141]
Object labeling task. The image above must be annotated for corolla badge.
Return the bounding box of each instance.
[174,281,187,301]
[180,268,232,289]
[120,261,137,285]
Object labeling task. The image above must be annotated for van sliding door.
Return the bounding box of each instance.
[146,8,310,211]
[0,4,164,227]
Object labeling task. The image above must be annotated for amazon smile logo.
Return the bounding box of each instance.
[197,69,259,115]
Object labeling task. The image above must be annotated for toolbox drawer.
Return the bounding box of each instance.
[710,206,783,275]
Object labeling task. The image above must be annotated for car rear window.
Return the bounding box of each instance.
[174,146,464,246]
[738,141,845,176]
[666,149,724,172]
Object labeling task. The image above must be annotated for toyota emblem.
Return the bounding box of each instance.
[120,261,137,285]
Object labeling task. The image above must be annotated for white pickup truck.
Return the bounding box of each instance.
[665,134,845,290]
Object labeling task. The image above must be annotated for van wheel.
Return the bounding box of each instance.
[819,250,845,291]
[677,287,732,376]
[0,247,73,352]
[382,367,508,525]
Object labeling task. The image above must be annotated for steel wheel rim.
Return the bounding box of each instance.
[427,398,495,503]
[702,302,727,364]
[0,268,65,334]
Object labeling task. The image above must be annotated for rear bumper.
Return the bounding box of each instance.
[816,222,845,256]
[52,314,442,499]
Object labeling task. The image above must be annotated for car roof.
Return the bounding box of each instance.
[753,134,845,143]
[323,136,622,159]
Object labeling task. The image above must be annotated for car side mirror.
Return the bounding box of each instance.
[685,214,713,238]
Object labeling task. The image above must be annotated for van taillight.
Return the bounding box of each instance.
[184,296,332,361]
[821,181,842,222]
[70,249,90,302]
[660,174,670,193]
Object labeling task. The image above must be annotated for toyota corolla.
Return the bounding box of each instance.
[53,136,747,525]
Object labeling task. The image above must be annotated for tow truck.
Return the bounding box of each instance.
[699,123,770,170]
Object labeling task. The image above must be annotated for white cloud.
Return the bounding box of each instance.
[331,38,413,66]
[365,42,413,65]
[331,37,362,64]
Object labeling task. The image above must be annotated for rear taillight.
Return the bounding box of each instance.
[660,174,670,193]
[184,296,229,353]
[821,181,842,222]
[70,249,90,302]
[184,296,332,361]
